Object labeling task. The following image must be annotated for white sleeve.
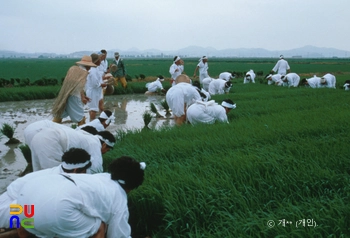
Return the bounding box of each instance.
[106,208,131,238]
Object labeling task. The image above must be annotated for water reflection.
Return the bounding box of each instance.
[0,94,174,193]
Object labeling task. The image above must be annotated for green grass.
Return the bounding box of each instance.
[101,84,350,237]
[1,58,350,237]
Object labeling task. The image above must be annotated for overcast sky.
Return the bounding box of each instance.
[1,0,349,54]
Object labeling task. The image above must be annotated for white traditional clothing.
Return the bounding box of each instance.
[267,74,283,86]
[17,173,131,238]
[208,79,231,95]
[86,67,103,112]
[0,166,63,228]
[187,100,229,125]
[77,118,105,132]
[243,70,256,84]
[23,119,57,147]
[321,73,336,88]
[219,72,233,81]
[306,76,322,88]
[272,58,290,76]
[344,83,350,91]
[146,78,164,92]
[202,77,214,92]
[30,124,103,173]
[197,60,209,84]
[166,82,201,117]
[283,73,300,87]
[169,63,182,86]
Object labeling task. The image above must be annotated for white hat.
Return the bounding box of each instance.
[221,100,236,109]
[266,74,272,79]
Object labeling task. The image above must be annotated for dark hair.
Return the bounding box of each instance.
[223,99,234,105]
[81,126,98,135]
[109,156,145,190]
[61,148,92,173]
[101,49,107,54]
[301,78,307,84]
[344,80,350,84]
[97,130,116,147]
[192,80,201,88]
[173,56,178,61]
[225,81,232,88]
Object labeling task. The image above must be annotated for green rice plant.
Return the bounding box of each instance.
[0,123,20,144]
[160,99,171,117]
[18,144,33,176]
[102,83,350,237]
[142,111,152,130]
[150,102,162,118]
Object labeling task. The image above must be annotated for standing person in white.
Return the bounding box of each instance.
[16,156,146,238]
[85,53,107,121]
[320,73,336,88]
[0,148,92,229]
[166,74,201,125]
[208,79,232,95]
[193,56,209,84]
[281,73,300,87]
[219,72,234,81]
[243,70,256,84]
[271,55,290,76]
[187,99,236,125]
[169,56,183,86]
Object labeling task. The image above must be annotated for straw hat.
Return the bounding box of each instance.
[76,55,97,67]
[110,64,118,73]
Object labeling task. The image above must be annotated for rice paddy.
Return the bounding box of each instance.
[1,58,349,237]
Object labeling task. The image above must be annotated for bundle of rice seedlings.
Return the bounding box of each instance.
[150,102,162,118]
[142,111,152,130]
[18,144,33,176]
[160,99,171,117]
[1,123,20,144]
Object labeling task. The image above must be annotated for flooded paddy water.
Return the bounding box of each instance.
[0,94,174,193]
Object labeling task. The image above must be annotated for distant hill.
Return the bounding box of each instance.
[1,45,349,59]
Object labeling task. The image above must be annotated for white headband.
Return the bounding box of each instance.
[174,56,181,63]
[199,56,208,61]
[117,162,146,185]
[61,160,90,170]
[99,112,115,124]
[344,83,350,87]
[157,77,164,82]
[221,101,236,109]
[97,135,115,147]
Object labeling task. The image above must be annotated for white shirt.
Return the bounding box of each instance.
[166,82,201,117]
[29,123,103,173]
[243,70,256,84]
[268,74,283,86]
[283,73,300,87]
[208,79,231,95]
[272,59,290,76]
[321,73,336,88]
[187,100,228,125]
[77,118,105,132]
[17,173,131,238]
[0,166,62,228]
[169,63,182,81]
[146,79,163,92]
[86,67,103,111]
[201,77,214,92]
[306,76,322,88]
[219,72,233,81]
